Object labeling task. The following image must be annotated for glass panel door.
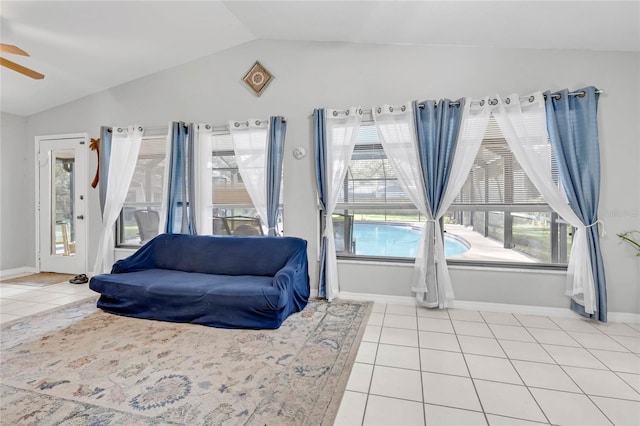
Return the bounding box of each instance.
[38,136,87,274]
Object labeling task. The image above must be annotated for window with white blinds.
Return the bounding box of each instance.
[117,136,166,246]
[446,115,572,266]
[334,117,572,266]
[453,116,555,207]
[338,124,414,207]
[209,133,253,206]
[205,132,282,235]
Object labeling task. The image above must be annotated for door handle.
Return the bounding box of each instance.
[76,215,84,220]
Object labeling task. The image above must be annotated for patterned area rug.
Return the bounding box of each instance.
[0,272,76,285]
[0,298,371,425]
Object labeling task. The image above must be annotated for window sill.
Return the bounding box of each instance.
[447,263,567,275]
[337,257,414,267]
[336,256,568,274]
[115,246,139,253]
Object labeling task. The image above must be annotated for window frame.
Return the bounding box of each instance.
[333,120,570,270]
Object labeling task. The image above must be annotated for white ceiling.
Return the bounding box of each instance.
[1,1,638,116]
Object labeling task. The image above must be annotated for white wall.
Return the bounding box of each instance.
[0,112,30,271]
[17,39,640,314]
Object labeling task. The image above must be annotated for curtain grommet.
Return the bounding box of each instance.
[480,100,485,106]
[389,106,394,112]
[345,110,350,116]
[377,107,382,113]
[245,121,249,126]
[234,122,240,127]
[117,127,123,133]
[332,111,338,117]
[578,91,586,98]
[205,124,211,130]
[255,120,261,126]
[138,126,143,132]
[358,108,362,115]
[505,98,511,105]
[401,105,406,112]
[529,96,535,103]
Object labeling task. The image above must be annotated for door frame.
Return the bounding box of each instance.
[35,132,89,274]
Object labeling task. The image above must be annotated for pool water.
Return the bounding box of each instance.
[351,222,469,258]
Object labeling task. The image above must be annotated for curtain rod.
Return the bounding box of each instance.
[439,89,604,108]
[327,89,604,116]
[107,117,286,135]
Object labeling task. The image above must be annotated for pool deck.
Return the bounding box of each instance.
[444,224,537,263]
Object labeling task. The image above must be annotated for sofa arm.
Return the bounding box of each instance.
[272,265,298,292]
[272,259,310,311]
[111,237,159,273]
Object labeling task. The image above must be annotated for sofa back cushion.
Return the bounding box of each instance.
[144,234,306,276]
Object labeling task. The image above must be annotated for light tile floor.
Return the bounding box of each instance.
[0,280,97,324]
[335,304,640,426]
[1,281,639,425]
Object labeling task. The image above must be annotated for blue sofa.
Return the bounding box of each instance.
[89,234,310,329]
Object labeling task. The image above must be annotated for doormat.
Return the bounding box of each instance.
[0,272,76,286]
[0,298,372,425]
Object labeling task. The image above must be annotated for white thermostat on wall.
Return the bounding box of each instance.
[293,146,306,160]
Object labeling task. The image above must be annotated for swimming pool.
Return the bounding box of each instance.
[351,222,469,258]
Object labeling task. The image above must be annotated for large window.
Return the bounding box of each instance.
[335,119,572,267]
[117,131,281,246]
[117,135,166,246]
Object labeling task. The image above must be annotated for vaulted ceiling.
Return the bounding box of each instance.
[1,1,638,116]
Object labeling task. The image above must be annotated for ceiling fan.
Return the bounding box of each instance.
[0,43,45,80]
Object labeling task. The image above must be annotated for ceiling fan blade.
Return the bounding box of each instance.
[0,43,30,56]
[0,57,44,80]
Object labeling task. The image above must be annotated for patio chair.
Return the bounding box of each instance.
[133,209,160,243]
[213,216,264,236]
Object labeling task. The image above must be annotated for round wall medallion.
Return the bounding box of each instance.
[243,61,273,97]
[293,146,306,160]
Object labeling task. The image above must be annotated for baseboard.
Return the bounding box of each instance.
[608,312,640,324]
[337,291,639,324]
[338,292,416,306]
[0,266,37,279]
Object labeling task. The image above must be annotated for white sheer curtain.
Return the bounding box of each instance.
[93,125,143,275]
[194,123,214,235]
[373,104,436,305]
[430,98,492,307]
[374,101,490,308]
[492,93,594,313]
[324,107,362,300]
[229,119,269,230]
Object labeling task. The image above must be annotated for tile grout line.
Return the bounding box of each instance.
[360,303,385,426]
[415,307,427,426]
[528,315,624,425]
[553,362,618,425]
[547,315,640,403]
[493,311,552,424]
[450,309,491,426]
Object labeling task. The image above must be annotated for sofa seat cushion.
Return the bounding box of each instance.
[91,269,288,329]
